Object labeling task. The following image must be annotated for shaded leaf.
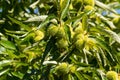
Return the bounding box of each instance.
[37,14,56,29]
[41,37,55,65]
[7,16,31,31]
[99,47,107,66]
[95,52,102,67]
[14,62,28,69]
[95,38,115,61]
[65,12,85,24]
[75,72,85,80]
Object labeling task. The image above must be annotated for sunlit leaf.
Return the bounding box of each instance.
[83,74,92,80]
[0,60,13,66]
[95,13,116,29]
[0,40,16,50]
[24,15,48,22]
[60,0,70,20]
[11,71,24,79]
[43,61,57,65]
[0,20,5,24]
[5,29,26,34]
[104,29,120,44]
[95,0,117,14]
[97,69,106,80]
[0,0,120,79]
[68,74,74,80]
[82,14,88,31]
[29,0,40,9]
[0,69,10,76]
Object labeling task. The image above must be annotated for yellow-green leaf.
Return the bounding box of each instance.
[0,40,16,50]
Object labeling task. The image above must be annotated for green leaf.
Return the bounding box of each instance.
[104,29,120,44]
[95,52,102,67]
[5,29,26,34]
[37,14,56,29]
[75,72,85,80]
[0,60,13,67]
[0,46,6,54]
[49,74,54,80]
[5,33,20,40]
[65,12,85,24]
[97,69,106,80]
[41,37,55,65]
[64,25,71,41]
[43,61,57,65]
[99,48,107,66]
[0,74,7,80]
[7,16,31,31]
[95,13,116,29]
[82,14,88,31]
[96,38,110,52]
[90,27,109,35]
[0,68,10,76]
[19,32,35,44]
[83,49,88,64]
[60,0,70,20]
[83,74,92,80]
[0,20,5,24]
[11,71,24,79]
[14,62,28,69]
[29,0,40,9]
[68,74,74,80]
[95,38,115,62]
[95,0,117,14]
[24,15,48,22]
[77,62,90,67]
[0,40,16,50]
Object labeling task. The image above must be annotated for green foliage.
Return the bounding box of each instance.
[0,0,120,80]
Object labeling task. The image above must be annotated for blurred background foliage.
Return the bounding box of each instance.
[0,0,120,80]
